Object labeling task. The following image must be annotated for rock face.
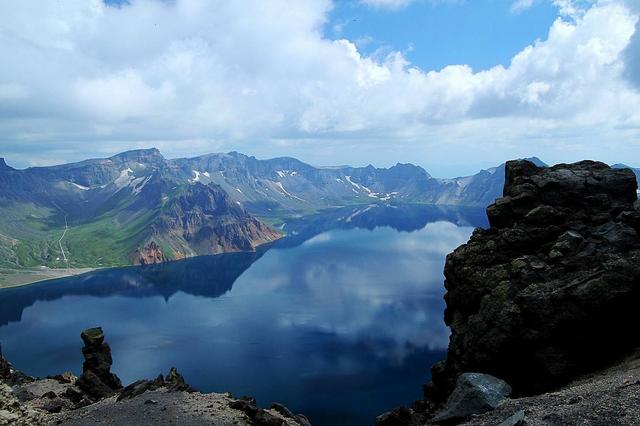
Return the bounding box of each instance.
[132,241,168,266]
[153,182,282,257]
[75,327,123,400]
[430,160,640,399]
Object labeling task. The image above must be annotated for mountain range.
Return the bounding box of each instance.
[0,149,636,270]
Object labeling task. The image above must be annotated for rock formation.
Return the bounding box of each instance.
[132,241,169,265]
[429,159,640,400]
[75,327,123,400]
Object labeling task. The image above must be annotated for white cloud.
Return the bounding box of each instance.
[0,0,639,172]
[511,0,536,13]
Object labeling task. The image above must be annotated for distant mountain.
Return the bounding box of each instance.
[0,149,280,269]
[0,149,551,270]
[171,153,547,215]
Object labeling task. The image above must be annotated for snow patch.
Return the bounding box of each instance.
[132,175,151,195]
[272,181,306,202]
[276,170,299,179]
[114,168,134,189]
[345,175,373,194]
[70,182,89,191]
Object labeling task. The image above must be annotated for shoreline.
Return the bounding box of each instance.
[0,238,281,290]
[0,267,98,289]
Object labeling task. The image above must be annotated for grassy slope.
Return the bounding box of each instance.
[0,202,62,268]
[0,189,159,269]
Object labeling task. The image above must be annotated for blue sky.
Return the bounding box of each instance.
[0,0,639,177]
[328,0,558,72]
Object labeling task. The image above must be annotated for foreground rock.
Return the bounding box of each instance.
[430,160,640,399]
[377,160,640,425]
[432,373,511,424]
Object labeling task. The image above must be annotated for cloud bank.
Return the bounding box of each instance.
[0,0,638,173]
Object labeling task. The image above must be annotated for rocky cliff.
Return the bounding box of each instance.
[377,159,640,425]
[138,182,282,264]
[430,159,640,399]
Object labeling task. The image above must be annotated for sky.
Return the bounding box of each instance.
[0,0,638,177]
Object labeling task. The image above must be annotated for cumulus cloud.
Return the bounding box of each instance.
[0,0,638,172]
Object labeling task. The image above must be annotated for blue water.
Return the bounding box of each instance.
[0,204,487,425]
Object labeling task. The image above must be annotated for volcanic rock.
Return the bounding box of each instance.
[75,327,123,400]
[430,160,640,400]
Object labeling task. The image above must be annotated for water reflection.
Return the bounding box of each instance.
[0,204,486,426]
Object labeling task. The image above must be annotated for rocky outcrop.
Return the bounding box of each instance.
[429,159,640,400]
[132,241,168,265]
[153,183,282,257]
[75,328,123,400]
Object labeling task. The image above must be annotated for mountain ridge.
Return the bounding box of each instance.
[1,150,637,273]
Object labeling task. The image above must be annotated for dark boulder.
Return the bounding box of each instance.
[431,373,511,424]
[117,375,165,401]
[75,327,123,400]
[270,402,312,426]
[429,160,640,400]
[228,397,287,426]
[375,406,421,426]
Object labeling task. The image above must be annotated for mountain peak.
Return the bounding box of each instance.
[111,148,164,164]
[389,162,431,178]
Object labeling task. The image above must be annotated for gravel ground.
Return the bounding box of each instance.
[458,350,640,425]
[0,382,47,426]
[48,389,302,426]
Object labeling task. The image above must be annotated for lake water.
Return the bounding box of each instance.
[0,204,487,425]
